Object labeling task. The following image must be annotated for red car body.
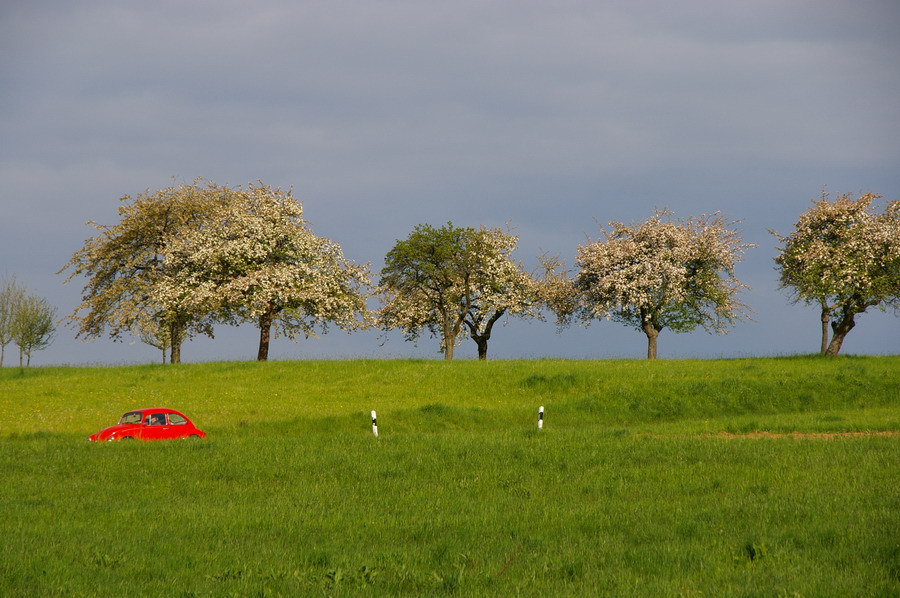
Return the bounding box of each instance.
[89,408,206,442]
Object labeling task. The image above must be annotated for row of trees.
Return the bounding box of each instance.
[0,276,57,367]
[60,180,899,362]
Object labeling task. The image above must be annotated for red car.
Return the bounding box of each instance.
[89,408,206,442]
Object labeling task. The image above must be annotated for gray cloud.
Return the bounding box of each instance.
[2,0,898,364]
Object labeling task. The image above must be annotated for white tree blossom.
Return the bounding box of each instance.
[60,178,225,363]
[772,191,900,355]
[566,209,754,359]
[162,182,371,361]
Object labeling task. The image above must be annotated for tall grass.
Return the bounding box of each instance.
[1,357,898,596]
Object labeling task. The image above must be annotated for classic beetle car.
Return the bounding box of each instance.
[89,408,206,442]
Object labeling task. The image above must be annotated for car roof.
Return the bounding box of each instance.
[127,408,186,415]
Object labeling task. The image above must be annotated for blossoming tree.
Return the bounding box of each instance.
[566,209,754,359]
[460,228,539,359]
[60,178,225,363]
[378,223,538,360]
[163,182,371,361]
[772,191,900,355]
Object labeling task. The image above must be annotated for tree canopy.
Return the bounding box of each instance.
[60,179,369,362]
[1,276,56,367]
[377,223,537,360]
[60,178,226,363]
[163,182,371,361]
[10,293,56,367]
[772,191,900,355]
[558,209,753,359]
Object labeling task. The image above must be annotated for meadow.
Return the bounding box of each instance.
[1,357,898,596]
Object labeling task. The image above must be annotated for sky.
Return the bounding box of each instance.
[1,0,898,365]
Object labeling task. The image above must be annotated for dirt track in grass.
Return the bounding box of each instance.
[707,431,900,440]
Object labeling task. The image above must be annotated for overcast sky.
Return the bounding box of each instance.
[2,0,898,365]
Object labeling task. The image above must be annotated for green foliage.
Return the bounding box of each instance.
[378,222,537,359]
[0,358,898,596]
[9,294,56,367]
[0,276,56,367]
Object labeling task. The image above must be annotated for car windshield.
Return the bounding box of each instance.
[118,411,143,425]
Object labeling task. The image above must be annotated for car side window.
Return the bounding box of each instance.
[145,414,166,426]
[120,412,142,425]
[169,413,187,425]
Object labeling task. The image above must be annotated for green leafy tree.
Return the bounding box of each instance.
[60,178,226,363]
[563,209,753,359]
[10,292,56,367]
[772,191,900,356]
[378,223,538,360]
[0,275,26,367]
[162,182,371,361]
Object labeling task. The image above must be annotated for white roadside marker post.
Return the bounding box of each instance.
[538,406,544,430]
[371,410,378,437]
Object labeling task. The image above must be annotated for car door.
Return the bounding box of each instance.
[140,412,171,440]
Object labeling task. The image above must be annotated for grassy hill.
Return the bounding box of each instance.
[2,356,898,436]
[1,357,898,595]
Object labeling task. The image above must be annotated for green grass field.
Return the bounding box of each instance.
[1,357,898,596]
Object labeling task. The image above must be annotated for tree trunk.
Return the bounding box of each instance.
[819,300,830,355]
[825,310,856,356]
[444,333,455,360]
[641,310,661,360]
[643,326,659,359]
[442,312,460,360]
[475,337,488,360]
[258,310,274,361]
[170,342,181,364]
[467,310,503,361]
[169,322,182,364]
